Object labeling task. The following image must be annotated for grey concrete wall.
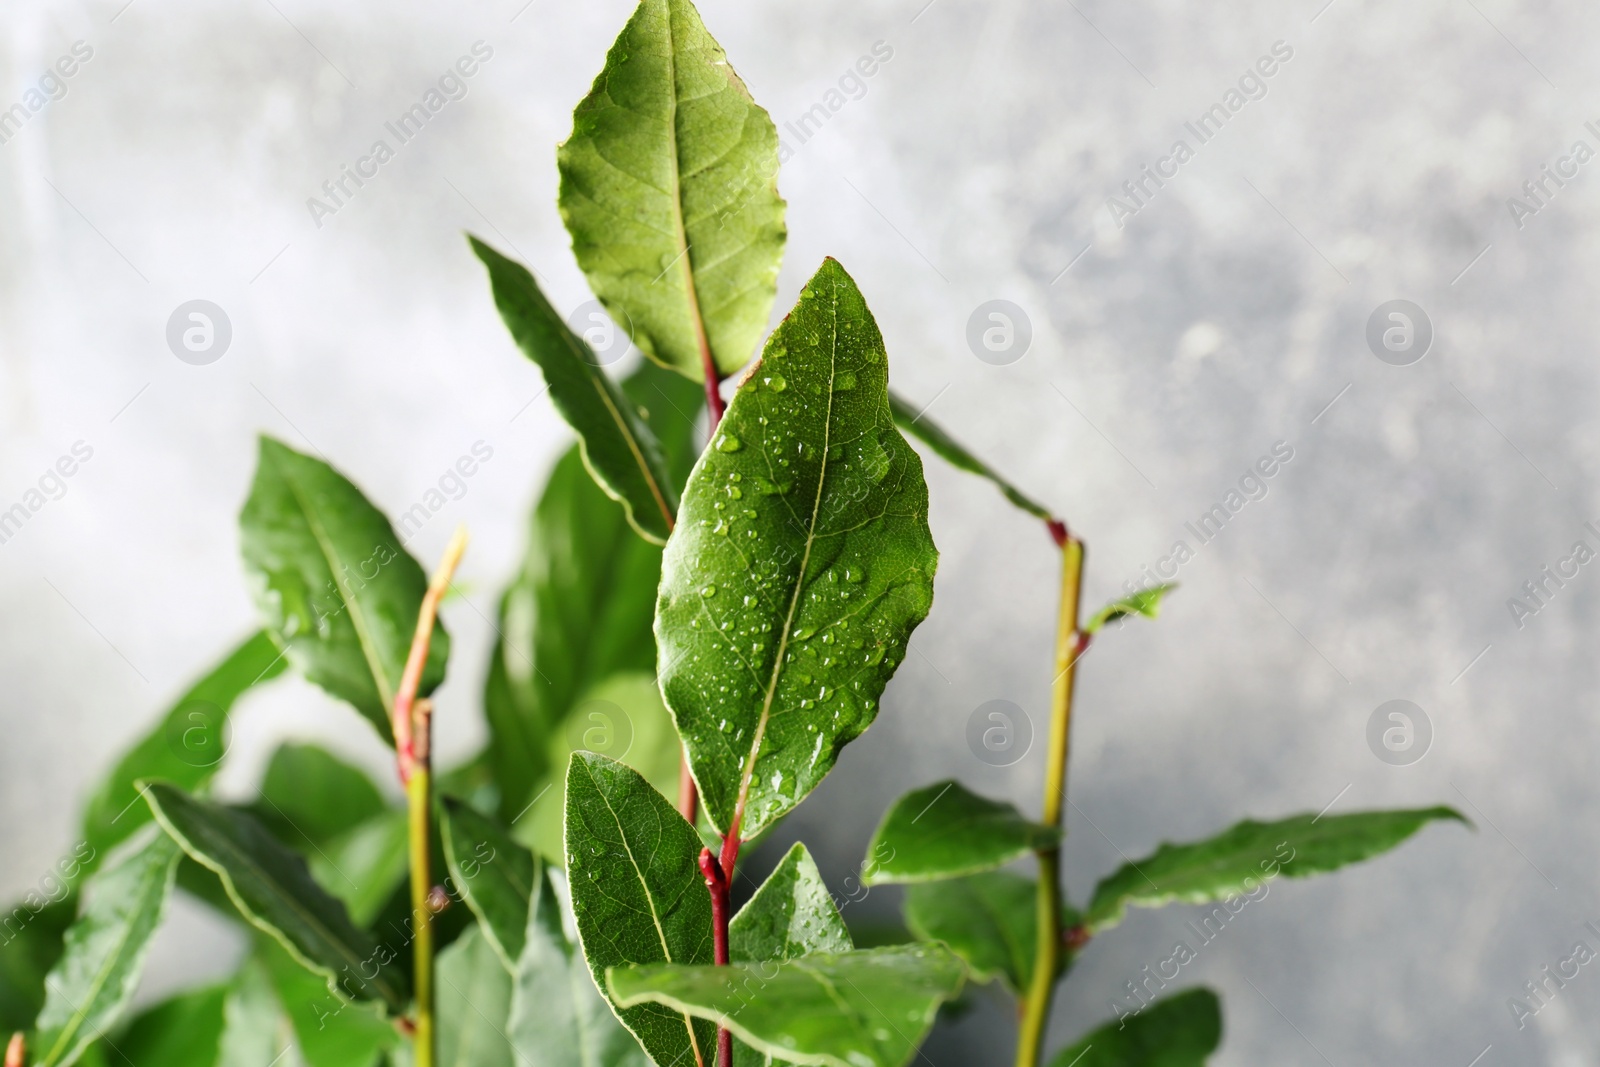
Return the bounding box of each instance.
[2,0,1597,1063]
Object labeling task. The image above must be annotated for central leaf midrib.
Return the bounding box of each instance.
[731,273,838,832]
[658,0,716,381]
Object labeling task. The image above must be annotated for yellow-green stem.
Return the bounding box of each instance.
[1015,539,1085,1067]
[408,767,435,1067]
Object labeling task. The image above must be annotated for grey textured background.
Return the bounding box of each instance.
[3,0,1598,1063]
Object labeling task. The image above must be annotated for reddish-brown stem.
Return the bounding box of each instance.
[699,848,734,1067]
[1046,518,1068,548]
[678,759,699,824]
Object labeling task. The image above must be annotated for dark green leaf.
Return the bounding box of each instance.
[1086,807,1468,931]
[472,236,681,544]
[257,938,394,1067]
[248,743,388,849]
[80,632,287,866]
[888,392,1056,523]
[862,781,1058,886]
[142,783,407,1011]
[730,843,851,964]
[437,926,514,1067]
[558,0,786,382]
[0,894,76,1033]
[509,867,650,1067]
[440,799,537,972]
[309,809,410,928]
[33,833,180,1067]
[1049,987,1222,1067]
[239,436,447,743]
[486,362,700,822]
[904,872,1081,995]
[114,984,228,1067]
[657,258,938,839]
[1084,584,1176,634]
[608,945,966,1067]
[564,753,715,1066]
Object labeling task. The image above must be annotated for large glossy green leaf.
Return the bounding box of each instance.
[558,0,786,382]
[1049,987,1222,1067]
[862,781,1058,886]
[903,872,1081,995]
[141,783,407,1011]
[309,809,410,928]
[509,868,650,1067]
[657,258,938,839]
[564,753,715,1066]
[472,236,679,544]
[437,926,515,1067]
[239,436,447,743]
[0,894,75,1033]
[608,945,966,1067]
[32,834,180,1067]
[80,632,287,866]
[888,392,1056,523]
[486,363,701,822]
[1086,807,1468,932]
[440,800,537,972]
[258,938,394,1067]
[730,844,851,964]
[248,743,388,849]
[114,984,228,1067]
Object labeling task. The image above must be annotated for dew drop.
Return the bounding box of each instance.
[717,434,743,452]
[701,585,717,598]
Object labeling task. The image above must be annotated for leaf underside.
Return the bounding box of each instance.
[1049,987,1222,1067]
[558,0,786,382]
[656,257,938,839]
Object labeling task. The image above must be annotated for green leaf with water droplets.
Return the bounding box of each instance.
[1084,583,1176,634]
[31,833,180,1067]
[861,780,1059,886]
[656,258,938,840]
[1085,806,1468,932]
[888,392,1056,523]
[730,843,852,965]
[564,753,715,1067]
[239,436,447,745]
[558,0,786,382]
[471,236,680,544]
[607,944,966,1067]
[1048,987,1222,1067]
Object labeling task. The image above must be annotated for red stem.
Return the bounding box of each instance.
[699,848,733,1067]
[1046,518,1068,548]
